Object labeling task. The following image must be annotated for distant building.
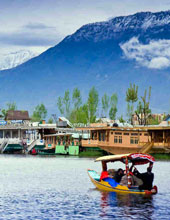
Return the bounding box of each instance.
[159,114,170,126]
[132,113,165,125]
[5,110,30,125]
[57,117,72,128]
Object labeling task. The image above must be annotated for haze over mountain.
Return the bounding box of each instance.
[1,10,170,115]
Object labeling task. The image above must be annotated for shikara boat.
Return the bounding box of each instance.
[88,153,158,195]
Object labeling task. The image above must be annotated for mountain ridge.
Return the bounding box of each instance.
[0,10,170,115]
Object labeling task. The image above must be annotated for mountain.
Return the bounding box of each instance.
[0,50,38,70]
[1,10,170,115]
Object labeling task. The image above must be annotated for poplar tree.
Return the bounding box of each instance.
[88,86,99,123]
[57,96,64,115]
[102,93,110,117]
[109,93,118,120]
[63,89,70,118]
[126,83,138,124]
[72,88,82,110]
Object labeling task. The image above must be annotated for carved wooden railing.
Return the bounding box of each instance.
[138,142,154,153]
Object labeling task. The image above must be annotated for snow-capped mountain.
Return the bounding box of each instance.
[65,11,170,42]
[0,10,170,114]
[0,50,38,70]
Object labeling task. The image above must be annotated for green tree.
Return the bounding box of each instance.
[48,117,53,124]
[1,102,17,118]
[109,107,117,120]
[31,104,47,122]
[126,103,133,123]
[109,93,118,120]
[57,96,64,115]
[88,87,99,123]
[63,89,70,118]
[135,87,152,125]
[70,103,88,124]
[102,93,110,117]
[72,88,82,110]
[71,88,82,123]
[118,115,125,123]
[126,83,138,124]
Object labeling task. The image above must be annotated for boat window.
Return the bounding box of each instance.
[99,132,101,141]
[130,137,138,144]
[123,133,129,135]
[114,136,122,144]
[5,130,10,138]
[114,136,118,143]
[131,133,138,136]
[0,131,3,138]
[115,132,122,135]
[91,132,93,140]
[119,136,122,143]
[102,132,105,141]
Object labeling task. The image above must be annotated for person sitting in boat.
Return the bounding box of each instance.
[133,166,154,190]
[100,162,121,188]
[114,168,124,183]
[128,164,143,186]
[108,169,116,178]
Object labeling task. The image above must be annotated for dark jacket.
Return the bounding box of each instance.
[114,171,124,183]
[134,170,154,190]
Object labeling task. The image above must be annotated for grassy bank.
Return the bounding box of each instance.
[79,150,105,157]
[151,153,170,160]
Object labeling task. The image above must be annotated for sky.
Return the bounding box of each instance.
[0,0,170,55]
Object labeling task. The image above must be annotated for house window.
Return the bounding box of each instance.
[144,133,148,136]
[111,132,113,135]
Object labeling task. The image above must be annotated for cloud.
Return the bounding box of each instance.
[24,22,55,30]
[120,37,170,69]
[0,32,58,46]
[0,22,61,47]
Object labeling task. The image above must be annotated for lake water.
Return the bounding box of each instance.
[0,155,169,220]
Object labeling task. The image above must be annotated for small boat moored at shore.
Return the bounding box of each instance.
[88,153,158,195]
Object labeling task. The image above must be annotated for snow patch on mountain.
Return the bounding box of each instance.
[0,50,38,70]
[66,11,170,42]
[120,37,170,69]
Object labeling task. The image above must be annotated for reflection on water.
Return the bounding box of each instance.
[100,192,154,219]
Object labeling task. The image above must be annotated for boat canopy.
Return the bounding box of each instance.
[95,153,155,165]
[95,154,130,162]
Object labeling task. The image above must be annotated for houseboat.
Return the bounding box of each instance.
[80,125,170,154]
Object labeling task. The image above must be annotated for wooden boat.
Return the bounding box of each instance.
[88,153,158,195]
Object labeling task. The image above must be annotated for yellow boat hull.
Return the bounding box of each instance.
[88,169,156,195]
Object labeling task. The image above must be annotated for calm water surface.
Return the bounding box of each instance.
[0,155,169,220]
